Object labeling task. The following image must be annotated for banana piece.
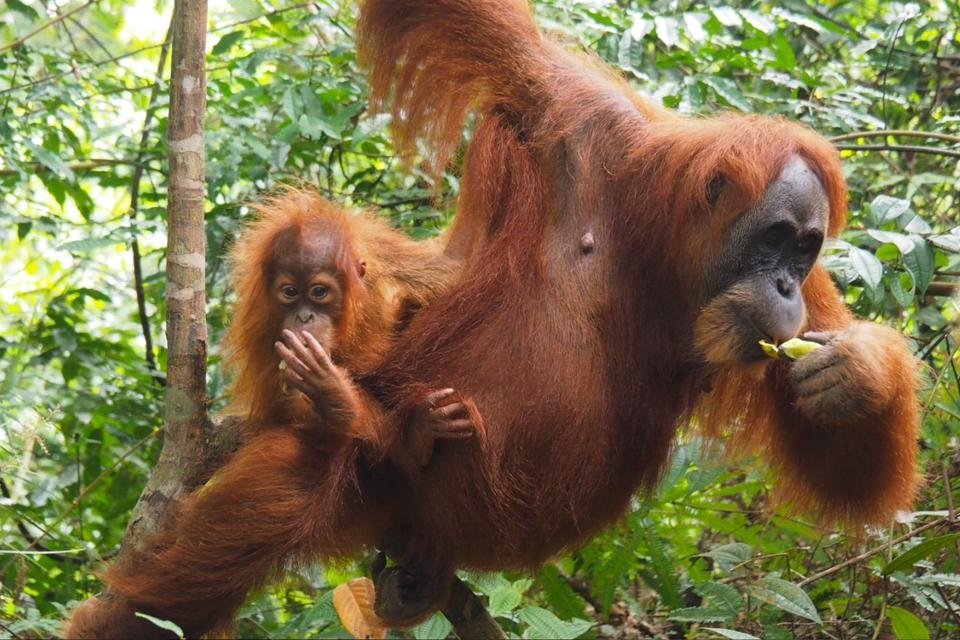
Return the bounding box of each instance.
[759,337,821,360]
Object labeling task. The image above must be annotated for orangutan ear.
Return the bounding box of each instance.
[357,261,367,279]
[707,173,727,209]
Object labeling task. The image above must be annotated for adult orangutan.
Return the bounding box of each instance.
[65,0,920,636]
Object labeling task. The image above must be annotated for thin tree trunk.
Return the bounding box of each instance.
[121,0,210,553]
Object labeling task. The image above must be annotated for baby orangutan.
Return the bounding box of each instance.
[63,189,479,639]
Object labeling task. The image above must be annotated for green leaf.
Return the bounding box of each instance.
[5,0,39,19]
[883,534,960,575]
[518,607,592,640]
[212,31,244,56]
[748,576,821,623]
[902,237,934,294]
[699,76,752,111]
[867,229,914,255]
[411,612,453,640]
[930,233,960,253]
[25,140,75,181]
[888,271,915,308]
[849,247,883,291]
[488,585,522,616]
[869,195,911,224]
[711,7,741,27]
[887,606,930,640]
[654,16,680,47]
[770,33,796,70]
[538,565,589,620]
[668,607,731,623]
[699,581,742,615]
[740,9,775,32]
[702,543,753,572]
[703,628,761,640]
[134,613,184,638]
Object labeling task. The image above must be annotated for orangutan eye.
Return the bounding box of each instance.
[280,286,298,300]
[795,232,823,255]
[310,285,328,300]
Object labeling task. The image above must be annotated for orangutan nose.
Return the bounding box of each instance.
[296,311,315,324]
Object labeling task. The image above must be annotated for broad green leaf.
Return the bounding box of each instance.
[888,271,915,308]
[683,13,709,43]
[748,576,821,623]
[867,229,913,255]
[629,16,654,40]
[869,195,911,224]
[703,629,761,640]
[930,233,960,253]
[654,16,680,47]
[699,76,752,111]
[518,607,592,640]
[411,612,453,640]
[488,585,522,616]
[6,0,39,20]
[538,565,589,620]
[883,534,960,575]
[702,543,753,572]
[849,247,883,291]
[887,606,929,640]
[25,140,75,181]
[902,214,932,234]
[212,31,244,56]
[770,33,796,70]
[465,572,511,596]
[700,581,743,615]
[740,9,775,32]
[902,237,934,294]
[711,7,742,27]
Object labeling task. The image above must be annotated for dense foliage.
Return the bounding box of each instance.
[1,1,958,638]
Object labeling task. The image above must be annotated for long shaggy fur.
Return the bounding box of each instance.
[65,1,920,636]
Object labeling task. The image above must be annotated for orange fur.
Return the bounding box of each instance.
[64,190,464,639]
[65,1,921,635]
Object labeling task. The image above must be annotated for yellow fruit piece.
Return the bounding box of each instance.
[759,340,781,359]
[333,578,387,640]
[779,338,821,360]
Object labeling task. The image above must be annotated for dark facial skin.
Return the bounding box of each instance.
[268,226,348,353]
[702,156,828,362]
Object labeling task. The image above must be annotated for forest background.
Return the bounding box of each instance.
[1,1,958,638]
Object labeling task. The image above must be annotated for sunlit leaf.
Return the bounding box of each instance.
[887,606,930,640]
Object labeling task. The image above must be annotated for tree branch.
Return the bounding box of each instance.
[798,517,953,586]
[830,129,960,145]
[0,0,97,55]
[0,158,147,176]
[833,143,960,160]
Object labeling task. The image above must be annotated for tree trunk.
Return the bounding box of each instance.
[121,0,209,553]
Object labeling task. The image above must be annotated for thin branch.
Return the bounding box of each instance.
[798,517,952,586]
[830,130,960,145]
[925,281,958,298]
[0,157,148,176]
[0,0,97,55]
[834,143,960,160]
[0,40,168,97]
[129,19,174,389]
